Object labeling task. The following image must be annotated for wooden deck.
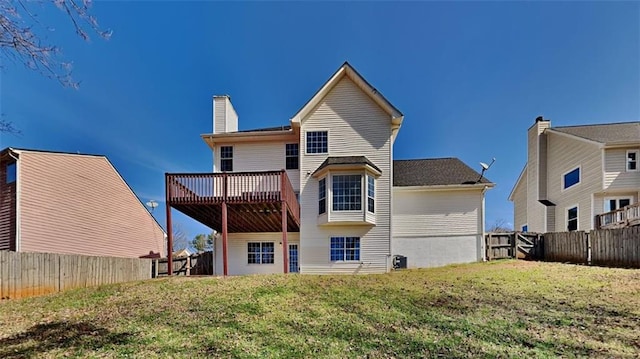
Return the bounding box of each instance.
[165,171,300,233]
[595,203,640,230]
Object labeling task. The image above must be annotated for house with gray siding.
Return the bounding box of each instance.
[165,62,494,275]
[0,148,166,258]
[509,118,640,233]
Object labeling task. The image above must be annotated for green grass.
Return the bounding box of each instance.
[1,260,639,358]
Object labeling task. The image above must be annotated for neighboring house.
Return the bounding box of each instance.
[165,62,493,275]
[0,148,166,258]
[509,118,640,233]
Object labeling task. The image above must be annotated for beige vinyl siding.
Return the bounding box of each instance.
[512,168,528,231]
[604,147,640,190]
[299,77,392,274]
[392,188,484,267]
[18,152,165,258]
[214,232,299,275]
[526,122,549,232]
[392,189,482,237]
[215,142,300,192]
[546,132,602,231]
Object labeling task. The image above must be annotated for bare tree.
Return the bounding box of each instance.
[170,223,190,252]
[0,0,111,89]
[488,219,512,233]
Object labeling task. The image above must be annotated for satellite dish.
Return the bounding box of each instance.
[146,200,159,212]
[480,162,489,170]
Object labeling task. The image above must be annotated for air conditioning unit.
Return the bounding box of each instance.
[392,255,407,270]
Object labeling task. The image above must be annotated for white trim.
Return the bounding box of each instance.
[14,156,21,251]
[393,183,493,192]
[508,164,527,201]
[561,165,581,192]
[290,63,403,125]
[626,149,639,172]
[304,129,329,155]
[566,204,579,231]
[601,148,606,190]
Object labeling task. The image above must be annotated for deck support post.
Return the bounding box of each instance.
[281,171,289,274]
[222,201,228,276]
[165,173,173,276]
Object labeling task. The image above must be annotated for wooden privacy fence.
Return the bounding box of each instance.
[0,252,152,300]
[486,227,640,268]
[152,251,214,277]
[486,232,543,260]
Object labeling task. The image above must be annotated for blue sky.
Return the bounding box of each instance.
[1,1,639,239]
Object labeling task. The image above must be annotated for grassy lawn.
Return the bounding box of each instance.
[0,260,639,358]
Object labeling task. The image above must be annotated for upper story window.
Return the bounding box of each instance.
[367,175,375,213]
[306,131,328,154]
[563,167,580,190]
[220,146,233,172]
[247,242,274,264]
[285,144,299,170]
[318,178,326,215]
[330,236,360,261]
[6,163,16,183]
[567,206,578,231]
[605,198,631,212]
[332,175,361,211]
[627,150,638,172]
[522,225,528,232]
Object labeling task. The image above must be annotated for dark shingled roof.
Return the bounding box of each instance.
[313,156,381,175]
[393,158,491,186]
[235,125,292,133]
[551,122,640,144]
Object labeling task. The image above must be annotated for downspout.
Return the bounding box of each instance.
[8,150,20,251]
[480,185,488,261]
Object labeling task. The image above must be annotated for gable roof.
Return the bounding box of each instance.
[508,164,527,201]
[290,62,403,126]
[393,158,493,187]
[549,122,640,145]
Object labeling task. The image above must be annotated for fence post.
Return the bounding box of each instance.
[512,232,518,259]
[586,231,591,265]
[487,233,492,261]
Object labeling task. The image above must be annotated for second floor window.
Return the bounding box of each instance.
[367,175,375,213]
[627,150,638,171]
[306,131,327,154]
[333,175,361,211]
[285,144,299,170]
[563,167,580,190]
[220,146,233,172]
[318,178,326,215]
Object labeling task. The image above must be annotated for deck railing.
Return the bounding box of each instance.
[595,203,640,229]
[166,170,300,220]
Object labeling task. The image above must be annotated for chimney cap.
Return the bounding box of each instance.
[213,94,231,99]
[535,116,548,123]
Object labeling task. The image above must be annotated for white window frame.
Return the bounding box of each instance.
[366,174,375,213]
[219,146,233,172]
[318,177,327,215]
[603,196,633,212]
[331,174,362,212]
[561,166,581,191]
[626,150,639,172]
[329,236,361,262]
[285,143,299,170]
[247,242,275,264]
[305,130,328,155]
[566,205,579,232]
